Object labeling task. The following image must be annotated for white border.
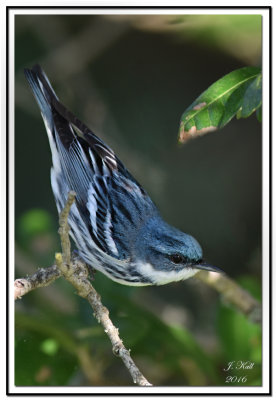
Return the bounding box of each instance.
[6,5,270,396]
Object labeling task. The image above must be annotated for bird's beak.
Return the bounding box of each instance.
[193,261,223,273]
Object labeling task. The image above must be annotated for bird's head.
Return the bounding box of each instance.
[134,217,221,285]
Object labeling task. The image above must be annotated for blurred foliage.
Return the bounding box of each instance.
[15,13,262,387]
[216,277,262,386]
[109,14,261,64]
[174,14,261,64]
[17,209,54,244]
[15,204,262,386]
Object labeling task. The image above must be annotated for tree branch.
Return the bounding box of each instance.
[14,265,61,300]
[15,190,152,387]
[14,190,261,385]
[195,270,261,324]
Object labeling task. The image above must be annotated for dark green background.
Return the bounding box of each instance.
[15,14,262,387]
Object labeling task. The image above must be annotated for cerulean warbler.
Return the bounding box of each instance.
[24,65,221,286]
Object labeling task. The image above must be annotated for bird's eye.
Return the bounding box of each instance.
[170,254,183,264]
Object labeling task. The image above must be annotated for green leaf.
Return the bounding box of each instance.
[256,106,262,122]
[240,74,262,118]
[179,67,261,143]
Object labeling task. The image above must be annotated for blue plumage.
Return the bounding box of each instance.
[24,65,221,286]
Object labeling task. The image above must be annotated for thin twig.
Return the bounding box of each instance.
[55,191,152,386]
[55,253,151,386]
[14,265,61,300]
[195,270,261,324]
[58,190,76,266]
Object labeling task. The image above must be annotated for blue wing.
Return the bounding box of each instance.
[24,65,158,261]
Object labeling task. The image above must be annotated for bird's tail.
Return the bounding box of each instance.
[24,64,78,173]
[24,65,59,128]
[24,64,95,151]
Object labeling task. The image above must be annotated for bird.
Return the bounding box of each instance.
[24,65,222,286]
